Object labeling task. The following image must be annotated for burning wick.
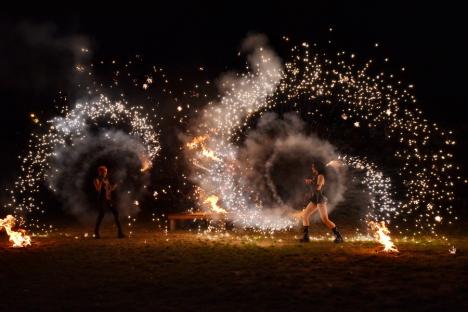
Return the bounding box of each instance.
[0,215,32,248]
[368,221,399,253]
[449,246,457,255]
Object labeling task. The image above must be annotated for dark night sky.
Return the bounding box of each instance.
[1,2,467,191]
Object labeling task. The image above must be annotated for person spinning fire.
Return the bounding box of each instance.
[93,166,125,239]
[299,162,344,243]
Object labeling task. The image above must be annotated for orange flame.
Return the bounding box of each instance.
[140,157,152,172]
[187,136,221,162]
[187,135,208,149]
[368,221,398,253]
[203,195,227,214]
[0,215,32,248]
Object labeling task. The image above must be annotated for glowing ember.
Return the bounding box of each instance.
[203,195,227,214]
[0,215,32,248]
[140,156,152,172]
[368,221,399,253]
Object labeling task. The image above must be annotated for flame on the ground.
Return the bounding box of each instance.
[203,195,227,214]
[0,215,32,248]
[368,221,399,253]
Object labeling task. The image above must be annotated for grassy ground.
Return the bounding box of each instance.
[0,225,467,311]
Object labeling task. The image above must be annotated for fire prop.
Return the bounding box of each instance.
[368,221,399,253]
[0,215,32,248]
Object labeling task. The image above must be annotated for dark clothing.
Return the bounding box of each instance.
[95,198,123,236]
[94,176,123,237]
[310,190,328,204]
[308,174,328,204]
[97,176,112,201]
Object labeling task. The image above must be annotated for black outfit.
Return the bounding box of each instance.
[308,174,328,204]
[94,176,124,238]
[300,172,344,243]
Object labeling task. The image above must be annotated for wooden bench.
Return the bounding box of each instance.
[167,211,229,231]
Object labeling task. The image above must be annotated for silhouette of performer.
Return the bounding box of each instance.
[300,162,343,243]
[93,166,125,238]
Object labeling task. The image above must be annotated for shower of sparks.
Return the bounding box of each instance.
[182,36,460,237]
[184,38,295,232]
[274,40,460,237]
[4,94,160,234]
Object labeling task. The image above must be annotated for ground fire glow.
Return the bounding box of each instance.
[0,215,32,248]
[369,221,399,253]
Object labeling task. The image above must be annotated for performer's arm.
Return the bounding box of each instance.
[304,179,313,185]
[93,178,102,192]
[316,174,325,191]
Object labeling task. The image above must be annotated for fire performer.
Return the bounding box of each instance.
[93,166,125,239]
[299,162,344,243]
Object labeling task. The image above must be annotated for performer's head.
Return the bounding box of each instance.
[311,162,325,176]
[97,166,108,177]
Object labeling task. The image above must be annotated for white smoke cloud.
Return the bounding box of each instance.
[47,129,149,223]
[184,34,346,230]
[239,112,347,216]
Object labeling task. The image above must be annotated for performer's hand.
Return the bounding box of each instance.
[304,179,312,185]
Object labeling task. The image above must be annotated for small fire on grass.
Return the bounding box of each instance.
[368,221,399,253]
[0,215,32,248]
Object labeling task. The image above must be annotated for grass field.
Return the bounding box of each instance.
[1,224,467,311]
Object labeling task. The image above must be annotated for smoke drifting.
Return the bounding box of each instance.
[239,113,347,216]
[184,33,347,230]
[47,129,148,223]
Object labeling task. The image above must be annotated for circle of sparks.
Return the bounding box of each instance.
[5,94,160,233]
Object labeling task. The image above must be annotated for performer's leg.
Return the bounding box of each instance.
[318,203,343,243]
[300,202,318,242]
[109,202,125,238]
[302,202,318,226]
[317,203,335,229]
[94,202,105,238]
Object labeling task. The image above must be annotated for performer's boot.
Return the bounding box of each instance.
[332,226,344,243]
[300,226,310,243]
[110,204,125,239]
[116,223,125,239]
[94,214,103,239]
